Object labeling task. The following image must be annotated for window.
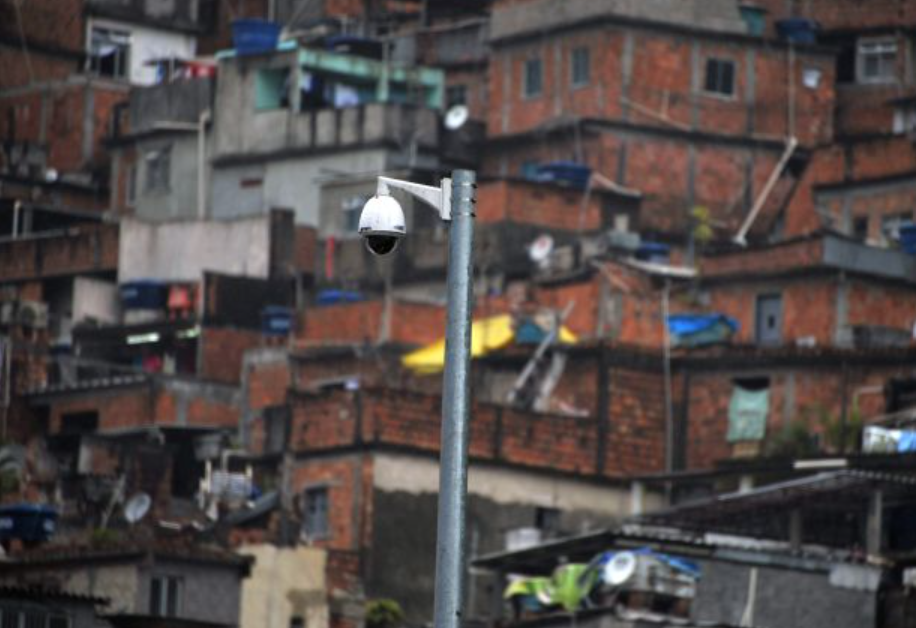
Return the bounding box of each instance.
[144,146,171,193]
[88,27,130,79]
[60,411,98,435]
[255,68,291,110]
[523,58,543,98]
[704,58,736,97]
[857,37,897,84]
[853,216,869,241]
[571,47,590,87]
[150,575,182,617]
[535,506,561,533]
[446,84,468,108]
[341,195,369,233]
[126,164,137,207]
[302,486,329,539]
[755,294,782,346]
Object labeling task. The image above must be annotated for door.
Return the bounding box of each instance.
[755,294,783,345]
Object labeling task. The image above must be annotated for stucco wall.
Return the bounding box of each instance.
[238,544,329,628]
[118,216,272,282]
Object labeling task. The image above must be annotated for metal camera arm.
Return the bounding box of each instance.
[377,176,453,221]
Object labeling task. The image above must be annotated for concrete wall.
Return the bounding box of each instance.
[136,558,244,625]
[0,563,140,615]
[368,452,642,622]
[118,215,272,282]
[86,16,196,86]
[135,134,200,221]
[692,559,879,628]
[210,149,389,226]
[238,544,329,628]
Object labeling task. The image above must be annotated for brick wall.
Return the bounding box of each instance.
[751,0,916,32]
[487,26,834,146]
[682,359,916,469]
[784,138,916,238]
[0,224,119,282]
[299,300,447,346]
[45,381,240,433]
[476,180,607,231]
[289,378,670,478]
[199,326,264,384]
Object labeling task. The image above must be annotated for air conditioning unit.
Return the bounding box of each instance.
[0,302,15,325]
[17,301,48,329]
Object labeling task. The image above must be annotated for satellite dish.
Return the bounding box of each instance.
[528,235,555,265]
[604,551,637,586]
[124,493,152,524]
[444,105,470,131]
[44,168,58,183]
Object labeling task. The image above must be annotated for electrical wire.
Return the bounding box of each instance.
[13,0,35,85]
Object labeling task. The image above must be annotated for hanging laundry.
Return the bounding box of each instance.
[728,385,769,442]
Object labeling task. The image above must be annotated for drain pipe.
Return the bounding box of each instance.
[734,136,798,246]
[197,109,211,220]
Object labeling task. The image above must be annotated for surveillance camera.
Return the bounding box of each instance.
[358,194,406,256]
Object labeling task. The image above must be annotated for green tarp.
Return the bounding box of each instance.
[727,386,769,442]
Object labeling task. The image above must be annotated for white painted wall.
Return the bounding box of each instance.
[73,277,121,325]
[118,216,272,283]
[87,17,197,86]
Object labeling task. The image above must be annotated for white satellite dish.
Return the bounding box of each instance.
[44,168,58,183]
[603,551,637,586]
[528,235,555,265]
[444,104,470,131]
[124,493,152,525]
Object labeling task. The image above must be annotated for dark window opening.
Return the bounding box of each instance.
[446,84,467,108]
[535,506,561,533]
[89,27,130,79]
[704,58,736,97]
[524,58,543,98]
[60,411,98,435]
[733,376,771,391]
[853,216,869,241]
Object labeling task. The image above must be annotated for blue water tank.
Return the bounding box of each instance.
[232,19,281,55]
[120,280,168,310]
[898,224,916,254]
[535,162,592,190]
[775,18,819,44]
[0,504,57,542]
[261,306,293,336]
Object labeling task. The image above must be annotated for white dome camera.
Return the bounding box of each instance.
[358,194,406,256]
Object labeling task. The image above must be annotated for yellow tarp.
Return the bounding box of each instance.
[402,314,577,374]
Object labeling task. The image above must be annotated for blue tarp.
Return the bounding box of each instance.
[667,314,738,347]
[316,290,364,305]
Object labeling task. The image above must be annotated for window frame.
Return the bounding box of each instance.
[302,485,330,540]
[856,36,898,85]
[523,57,543,100]
[703,57,737,99]
[88,25,131,80]
[149,574,183,617]
[143,145,172,195]
[570,47,590,89]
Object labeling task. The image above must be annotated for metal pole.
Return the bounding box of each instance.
[433,169,476,628]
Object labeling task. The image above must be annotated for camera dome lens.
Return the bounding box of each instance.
[366,235,400,256]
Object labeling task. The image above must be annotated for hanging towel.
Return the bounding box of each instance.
[728,385,769,442]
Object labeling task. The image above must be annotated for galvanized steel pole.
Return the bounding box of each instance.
[433,169,476,628]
